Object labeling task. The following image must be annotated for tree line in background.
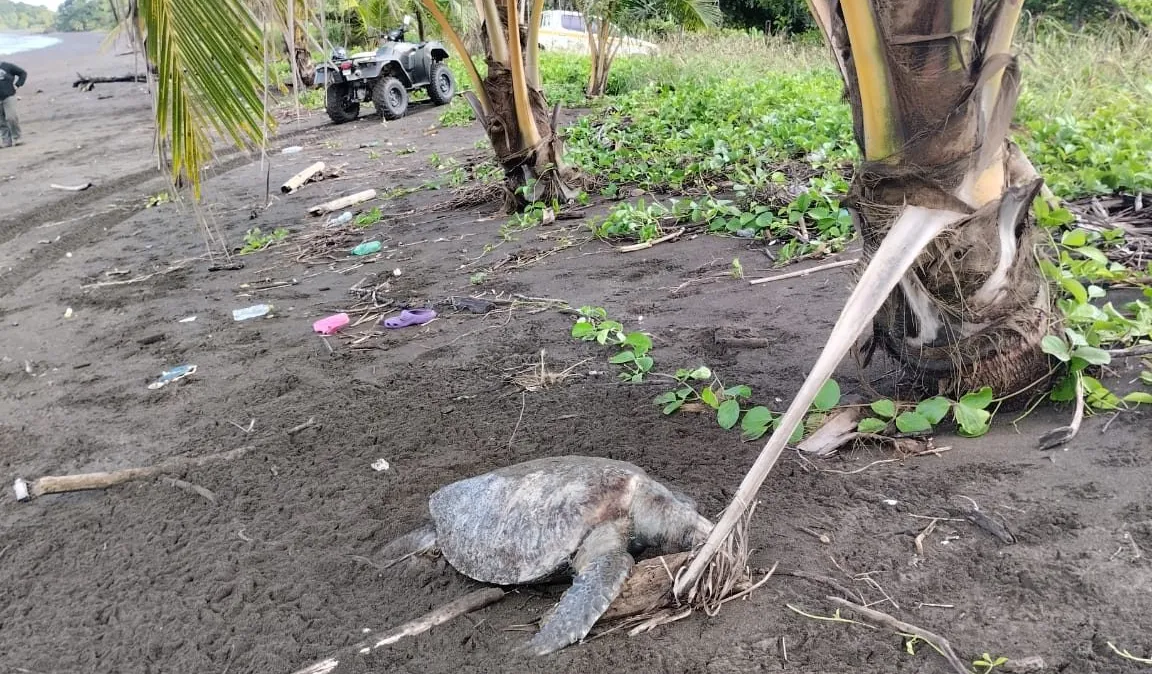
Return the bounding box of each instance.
[0,0,113,31]
[2,0,1147,36]
[0,0,53,29]
[723,0,1149,33]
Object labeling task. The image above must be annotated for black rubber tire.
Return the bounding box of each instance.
[372,76,409,120]
[324,83,360,124]
[426,61,455,106]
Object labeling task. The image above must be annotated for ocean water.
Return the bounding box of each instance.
[0,33,61,57]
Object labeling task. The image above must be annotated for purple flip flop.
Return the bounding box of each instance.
[383,308,437,329]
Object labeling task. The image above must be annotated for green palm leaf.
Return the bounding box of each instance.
[136,0,269,198]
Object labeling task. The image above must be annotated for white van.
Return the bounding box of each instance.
[537,10,659,56]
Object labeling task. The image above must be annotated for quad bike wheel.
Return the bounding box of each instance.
[325,83,360,124]
[373,76,409,120]
[427,61,456,106]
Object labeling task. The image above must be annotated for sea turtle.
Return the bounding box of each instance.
[382,455,713,655]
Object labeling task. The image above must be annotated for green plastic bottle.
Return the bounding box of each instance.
[351,240,382,256]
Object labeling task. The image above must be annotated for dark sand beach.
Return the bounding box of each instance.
[1,32,1149,674]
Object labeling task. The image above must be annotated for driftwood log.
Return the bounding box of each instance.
[13,446,249,501]
[308,189,377,216]
[282,162,326,194]
[73,73,148,91]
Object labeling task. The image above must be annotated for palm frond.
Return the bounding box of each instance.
[136,0,269,198]
[616,0,720,31]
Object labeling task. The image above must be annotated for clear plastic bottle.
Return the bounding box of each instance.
[233,304,274,321]
[329,211,353,226]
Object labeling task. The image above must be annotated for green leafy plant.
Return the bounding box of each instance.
[438,98,476,127]
[145,191,171,208]
[610,332,655,383]
[973,653,1010,674]
[1038,224,1152,412]
[856,388,996,439]
[239,227,288,255]
[355,207,383,227]
[570,306,626,346]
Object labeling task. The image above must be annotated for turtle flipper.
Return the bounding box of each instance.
[380,520,438,568]
[525,523,634,656]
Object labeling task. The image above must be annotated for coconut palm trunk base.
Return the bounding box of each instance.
[467,62,582,211]
[292,46,316,88]
[854,142,1055,397]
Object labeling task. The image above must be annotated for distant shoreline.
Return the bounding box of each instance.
[0,31,70,57]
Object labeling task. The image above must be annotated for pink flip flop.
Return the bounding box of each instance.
[383,308,437,329]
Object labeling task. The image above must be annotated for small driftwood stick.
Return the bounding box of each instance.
[289,588,506,674]
[308,189,377,216]
[50,183,93,192]
[1037,373,1085,450]
[282,162,326,194]
[617,227,686,253]
[286,417,316,435]
[13,446,249,501]
[747,258,857,285]
[1108,343,1152,358]
[797,407,865,456]
[827,596,970,674]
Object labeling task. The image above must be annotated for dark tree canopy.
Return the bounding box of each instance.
[55,0,116,32]
[0,0,54,30]
[709,0,1146,32]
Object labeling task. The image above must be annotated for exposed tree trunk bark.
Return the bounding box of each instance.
[472,4,580,209]
[818,0,1055,397]
[284,0,315,88]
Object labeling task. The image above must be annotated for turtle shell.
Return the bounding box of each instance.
[428,456,647,585]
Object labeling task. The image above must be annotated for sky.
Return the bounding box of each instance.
[22,0,63,9]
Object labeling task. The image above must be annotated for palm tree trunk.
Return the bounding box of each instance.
[431,0,579,209]
[814,0,1054,396]
[287,0,315,87]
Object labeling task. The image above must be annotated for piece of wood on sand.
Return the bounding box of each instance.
[12,446,249,502]
[289,588,507,674]
[282,162,326,195]
[308,189,377,216]
[72,73,147,90]
[747,258,857,285]
[617,227,686,253]
[289,542,769,674]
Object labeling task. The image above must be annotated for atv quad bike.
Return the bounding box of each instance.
[315,16,456,124]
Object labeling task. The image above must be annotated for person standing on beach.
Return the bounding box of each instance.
[0,60,28,148]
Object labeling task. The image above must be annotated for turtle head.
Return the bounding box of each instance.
[629,480,713,554]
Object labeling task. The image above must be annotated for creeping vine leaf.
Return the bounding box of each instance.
[869,399,896,418]
[895,411,932,434]
[915,397,951,425]
[953,403,992,437]
[717,399,741,430]
[857,417,889,434]
[813,379,841,411]
[741,406,774,440]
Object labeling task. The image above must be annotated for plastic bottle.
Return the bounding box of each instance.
[351,241,382,256]
[329,211,353,226]
[233,304,274,321]
[281,146,303,154]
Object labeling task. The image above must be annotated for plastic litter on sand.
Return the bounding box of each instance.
[233,304,274,321]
